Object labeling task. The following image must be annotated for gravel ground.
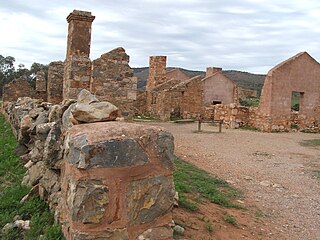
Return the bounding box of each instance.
[144,121,320,240]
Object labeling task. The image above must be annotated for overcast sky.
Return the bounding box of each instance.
[1,0,320,73]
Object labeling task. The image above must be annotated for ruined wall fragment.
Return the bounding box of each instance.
[91,47,137,114]
[2,79,35,104]
[47,61,64,104]
[257,52,320,131]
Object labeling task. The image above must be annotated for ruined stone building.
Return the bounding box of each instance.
[253,52,320,131]
[3,10,138,115]
[62,10,138,113]
[2,79,35,103]
[212,52,320,132]
[144,56,238,120]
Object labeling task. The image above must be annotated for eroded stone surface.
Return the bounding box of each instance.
[67,179,109,224]
[68,135,149,169]
[126,176,174,224]
[154,131,174,170]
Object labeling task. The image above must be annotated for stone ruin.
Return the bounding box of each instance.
[255,52,320,131]
[211,52,320,132]
[3,89,175,239]
[47,61,64,104]
[91,47,138,113]
[143,56,238,120]
[2,10,138,117]
[2,79,35,104]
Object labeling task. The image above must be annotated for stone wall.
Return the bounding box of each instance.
[2,79,35,105]
[63,54,92,100]
[202,69,238,105]
[3,90,175,239]
[47,61,64,104]
[35,71,47,102]
[35,71,46,92]
[208,104,250,128]
[258,52,320,131]
[61,122,174,239]
[209,103,320,132]
[180,76,204,119]
[91,47,137,114]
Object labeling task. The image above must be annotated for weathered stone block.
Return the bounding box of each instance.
[126,176,174,224]
[68,135,149,169]
[43,122,63,168]
[154,131,174,171]
[67,179,109,224]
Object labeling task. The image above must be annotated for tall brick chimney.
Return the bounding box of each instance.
[63,10,95,100]
[146,56,167,91]
[206,67,222,77]
[65,10,95,58]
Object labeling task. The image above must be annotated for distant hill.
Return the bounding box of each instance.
[133,67,266,95]
[223,70,266,96]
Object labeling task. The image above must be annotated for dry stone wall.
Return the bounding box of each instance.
[3,90,175,240]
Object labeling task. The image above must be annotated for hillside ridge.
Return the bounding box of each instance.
[133,67,266,93]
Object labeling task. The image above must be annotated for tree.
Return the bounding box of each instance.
[0,54,49,96]
[0,55,16,96]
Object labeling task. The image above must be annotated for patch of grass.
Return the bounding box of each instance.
[205,222,214,233]
[0,113,65,239]
[240,124,259,131]
[224,214,238,226]
[313,170,320,179]
[239,98,259,107]
[300,129,320,134]
[300,139,320,148]
[173,157,241,212]
[133,114,160,121]
[254,210,265,218]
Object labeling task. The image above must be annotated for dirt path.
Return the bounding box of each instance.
[144,122,320,240]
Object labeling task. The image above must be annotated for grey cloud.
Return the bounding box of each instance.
[1,0,320,73]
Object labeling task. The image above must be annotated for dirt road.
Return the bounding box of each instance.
[145,122,320,240]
